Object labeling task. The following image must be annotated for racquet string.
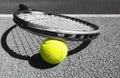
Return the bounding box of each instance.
[17,11,94,32]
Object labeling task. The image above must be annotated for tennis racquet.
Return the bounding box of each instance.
[13,4,100,41]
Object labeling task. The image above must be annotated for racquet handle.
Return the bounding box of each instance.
[19,4,30,10]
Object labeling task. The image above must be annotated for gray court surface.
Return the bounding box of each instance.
[0,16,120,78]
[0,0,120,14]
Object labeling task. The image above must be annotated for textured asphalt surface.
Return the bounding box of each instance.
[0,0,120,14]
[0,17,120,78]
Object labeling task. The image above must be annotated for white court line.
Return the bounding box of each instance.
[1,14,120,17]
[64,14,120,17]
[0,14,13,17]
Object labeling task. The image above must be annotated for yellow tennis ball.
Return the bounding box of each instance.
[40,38,68,64]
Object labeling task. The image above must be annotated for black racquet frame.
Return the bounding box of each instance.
[13,4,100,41]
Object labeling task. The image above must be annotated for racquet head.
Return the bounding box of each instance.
[13,4,100,41]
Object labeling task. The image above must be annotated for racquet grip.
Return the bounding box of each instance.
[19,4,29,10]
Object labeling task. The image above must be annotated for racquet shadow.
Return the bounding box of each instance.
[67,41,91,56]
[1,25,91,69]
[1,25,30,60]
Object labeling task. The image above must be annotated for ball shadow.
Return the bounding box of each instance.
[28,53,58,69]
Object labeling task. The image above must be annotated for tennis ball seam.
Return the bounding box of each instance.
[52,43,63,63]
[41,43,62,64]
[54,42,68,63]
[43,43,62,59]
[52,43,63,62]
